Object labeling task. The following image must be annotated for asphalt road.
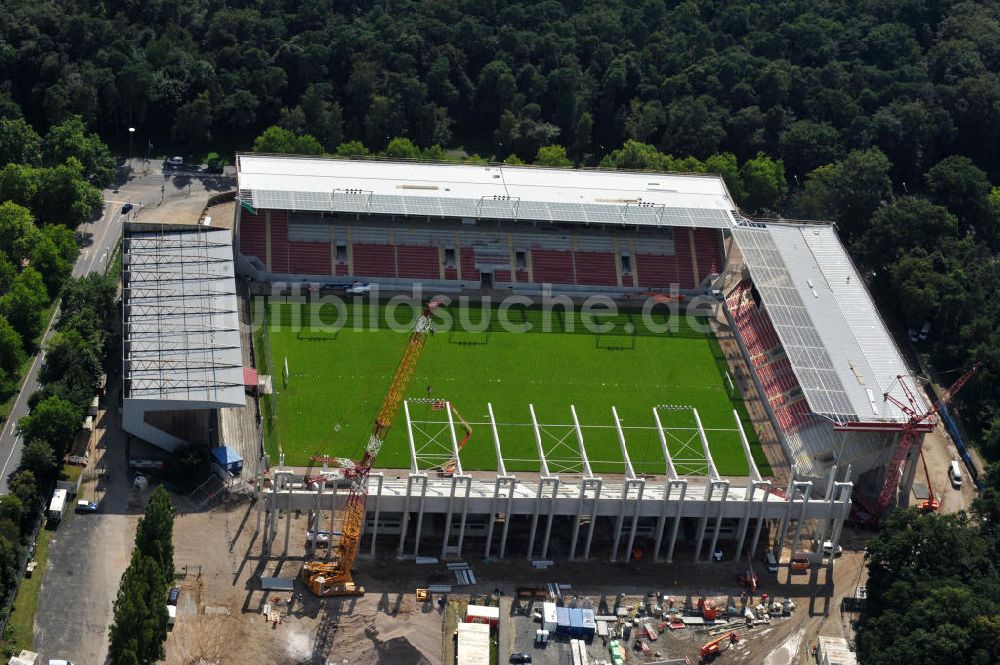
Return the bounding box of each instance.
[0,163,235,493]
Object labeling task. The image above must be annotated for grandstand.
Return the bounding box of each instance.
[233,155,923,561]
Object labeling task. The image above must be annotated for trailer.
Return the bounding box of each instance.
[48,489,68,521]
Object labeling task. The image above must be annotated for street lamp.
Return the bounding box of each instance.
[128,127,135,172]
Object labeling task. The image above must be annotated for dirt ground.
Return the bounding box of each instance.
[160,493,871,665]
[911,425,979,514]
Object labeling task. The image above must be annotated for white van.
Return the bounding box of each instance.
[948,461,963,488]
[764,551,778,573]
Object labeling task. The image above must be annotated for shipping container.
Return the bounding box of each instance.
[556,607,571,634]
[542,602,558,632]
[569,608,584,638]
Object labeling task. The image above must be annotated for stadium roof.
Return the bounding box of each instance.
[733,222,923,423]
[236,154,737,228]
[122,226,245,406]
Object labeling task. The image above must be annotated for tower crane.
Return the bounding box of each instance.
[300,298,445,596]
[861,362,980,525]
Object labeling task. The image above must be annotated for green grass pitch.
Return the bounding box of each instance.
[256,300,770,477]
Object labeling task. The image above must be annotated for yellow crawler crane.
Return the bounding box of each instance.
[301,299,444,596]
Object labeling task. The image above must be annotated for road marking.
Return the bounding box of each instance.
[0,433,23,482]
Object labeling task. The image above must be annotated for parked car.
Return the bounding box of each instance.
[205,161,225,174]
[48,660,75,665]
[121,202,133,214]
[712,548,724,562]
[164,156,184,167]
[509,654,532,664]
[75,500,98,514]
[822,540,843,557]
[168,587,180,605]
[949,460,963,488]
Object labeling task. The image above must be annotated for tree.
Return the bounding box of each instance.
[252,125,323,155]
[739,153,786,212]
[534,145,573,167]
[925,155,994,243]
[0,163,39,207]
[171,92,213,151]
[600,140,668,171]
[8,470,37,508]
[32,158,104,227]
[0,117,41,166]
[1,266,48,346]
[855,198,959,270]
[704,153,746,203]
[335,141,368,157]
[19,438,57,479]
[778,120,843,180]
[385,137,420,160]
[0,200,40,264]
[41,328,101,387]
[135,486,175,584]
[0,315,24,376]
[43,115,115,187]
[18,395,80,459]
[108,552,169,665]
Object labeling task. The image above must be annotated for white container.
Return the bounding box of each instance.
[542,601,558,632]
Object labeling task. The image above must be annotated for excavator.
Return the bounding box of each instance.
[917,448,940,514]
[300,298,445,597]
[700,631,739,661]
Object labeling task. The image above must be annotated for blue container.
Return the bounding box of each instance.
[569,608,584,638]
[556,607,571,634]
[581,609,596,640]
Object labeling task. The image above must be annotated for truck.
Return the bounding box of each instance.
[48,489,68,521]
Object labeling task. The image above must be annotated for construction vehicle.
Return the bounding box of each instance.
[700,631,739,661]
[846,362,980,526]
[300,298,445,597]
[917,448,939,513]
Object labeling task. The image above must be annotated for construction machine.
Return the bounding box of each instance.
[917,448,940,513]
[700,631,739,661]
[300,298,445,597]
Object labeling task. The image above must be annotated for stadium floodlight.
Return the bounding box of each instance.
[128,127,135,171]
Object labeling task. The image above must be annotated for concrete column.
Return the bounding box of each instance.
[412,475,429,557]
[666,482,687,564]
[772,469,797,558]
[582,478,603,560]
[254,476,263,539]
[455,476,472,556]
[749,482,772,555]
[485,477,502,559]
[441,475,459,558]
[540,478,559,560]
[397,474,416,557]
[735,482,756,557]
[693,484,713,562]
[707,481,730,563]
[283,482,292,555]
[790,482,813,562]
[368,474,384,558]
[499,478,516,559]
[653,482,672,563]
[526,480,545,559]
[624,479,646,563]
[569,481,588,560]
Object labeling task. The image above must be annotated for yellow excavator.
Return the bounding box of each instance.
[300,299,444,596]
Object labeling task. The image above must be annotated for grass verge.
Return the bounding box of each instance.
[2,527,51,651]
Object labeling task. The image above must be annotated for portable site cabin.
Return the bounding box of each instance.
[465,604,500,628]
[542,602,558,632]
[211,446,244,475]
[556,606,571,634]
[569,608,584,638]
[581,609,596,640]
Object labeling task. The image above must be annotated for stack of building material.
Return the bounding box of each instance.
[448,562,477,586]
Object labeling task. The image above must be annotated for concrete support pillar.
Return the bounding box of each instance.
[707,481,730,562]
[527,481,545,560]
[540,478,560,560]
[666,482,687,563]
[749,482,772,556]
[569,481,588,561]
[693,484,714,562]
[283,482,292,555]
[368,473,384,558]
[454,476,472,556]
[790,481,813,561]
[623,479,646,563]
[499,478,516,559]
[441,475,459,559]
[772,469,797,558]
[582,479,603,560]
[412,475,429,557]
[735,482,757,557]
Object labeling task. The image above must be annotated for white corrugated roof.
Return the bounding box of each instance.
[236,154,736,228]
[734,222,921,423]
[123,227,245,406]
[456,622,491,665]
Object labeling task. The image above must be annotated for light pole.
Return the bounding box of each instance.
[128,127,135,172]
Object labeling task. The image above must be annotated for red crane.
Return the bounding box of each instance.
[862,362,980,525]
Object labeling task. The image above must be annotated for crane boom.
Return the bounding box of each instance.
[868,362,980,524]
[302,299,444,596]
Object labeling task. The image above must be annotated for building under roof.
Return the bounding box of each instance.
[122,224,245,451]
[236,154,736,228]
[733,222,923,425]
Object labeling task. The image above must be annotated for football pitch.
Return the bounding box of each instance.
[255,300,770,477]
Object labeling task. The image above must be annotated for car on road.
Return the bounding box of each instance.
[168,587,181,605]
[75,500,98,514]
[48,660,75,665]
[120,202,133,214]
[509,654,532,664]
[164,156,184,168]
